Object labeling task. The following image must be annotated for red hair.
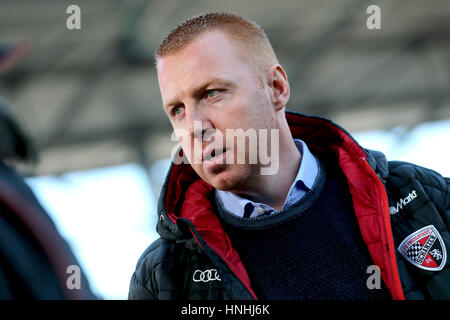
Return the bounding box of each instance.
[156,12,279,73]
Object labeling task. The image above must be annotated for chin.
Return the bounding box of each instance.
[205,165,249,192]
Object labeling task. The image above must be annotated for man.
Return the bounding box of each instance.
[129,12,449,300]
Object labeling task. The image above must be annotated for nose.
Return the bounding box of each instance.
[186,105,214,140]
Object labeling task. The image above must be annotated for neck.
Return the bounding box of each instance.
[235,131,302,211]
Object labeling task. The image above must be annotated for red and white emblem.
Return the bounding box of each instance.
[398,225,447,271]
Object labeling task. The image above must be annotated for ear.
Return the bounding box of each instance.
[267,64,290,112]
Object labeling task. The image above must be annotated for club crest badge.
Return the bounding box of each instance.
[398,225,447,271]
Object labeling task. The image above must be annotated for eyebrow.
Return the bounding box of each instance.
[164,78,236,110]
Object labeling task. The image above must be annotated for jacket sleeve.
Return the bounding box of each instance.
[418,167,450,230]
[128,271,156,300]
[127,240,163,300]
[389,161,450,229]
[443,176,450,230]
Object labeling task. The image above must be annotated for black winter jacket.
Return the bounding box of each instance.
[129,111,450,300]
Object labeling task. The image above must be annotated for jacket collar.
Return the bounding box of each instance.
[157,110,382,236]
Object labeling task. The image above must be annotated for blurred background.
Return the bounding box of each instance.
[0,0,449,299]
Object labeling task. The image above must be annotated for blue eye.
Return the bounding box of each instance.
[172,106,183,116]
[206,89,218,98]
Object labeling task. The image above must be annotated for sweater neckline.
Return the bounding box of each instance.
[214,159,327,230]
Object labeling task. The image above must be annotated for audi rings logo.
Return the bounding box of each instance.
[192,269,221,282]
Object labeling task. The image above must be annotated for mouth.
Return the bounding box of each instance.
[203,148,226,161]
[202,147,228,169]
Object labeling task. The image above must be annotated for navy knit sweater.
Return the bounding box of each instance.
[215,160,392,300]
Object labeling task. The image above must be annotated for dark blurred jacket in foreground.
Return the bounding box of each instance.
[0,97,96,299]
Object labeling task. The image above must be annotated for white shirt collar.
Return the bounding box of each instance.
[216,139,318,217]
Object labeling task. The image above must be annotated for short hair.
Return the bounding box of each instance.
[155,12,279,74]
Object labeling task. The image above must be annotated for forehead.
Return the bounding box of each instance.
[157,30,252,89]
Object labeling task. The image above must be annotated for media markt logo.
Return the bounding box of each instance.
[397,225,447,271]
[389,190,417,215]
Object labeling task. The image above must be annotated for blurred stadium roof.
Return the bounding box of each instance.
[1,0,449,176]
